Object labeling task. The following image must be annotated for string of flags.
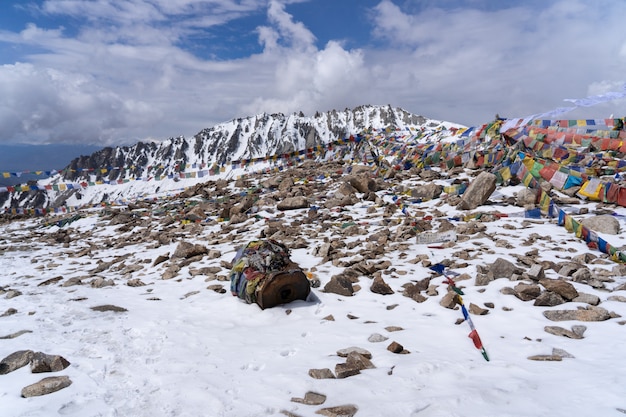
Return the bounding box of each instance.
[430,263,490,361]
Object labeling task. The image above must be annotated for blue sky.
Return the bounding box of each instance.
[0,0,625,146]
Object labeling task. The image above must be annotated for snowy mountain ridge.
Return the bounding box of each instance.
[0,105,464,211]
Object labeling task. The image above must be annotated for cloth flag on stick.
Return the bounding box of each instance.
[430,263,490,361]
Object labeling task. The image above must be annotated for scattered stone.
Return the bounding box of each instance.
[335,363,360,379]
[345,351,375,370]
[544,326,584,339]
[543,306,611,322]
[21,376,73,398]
[387,341,409,354]
[457,171,497,210]
[30,352,71,373]
[90,304,128,313]
[0,350,34,375]
[368,333,388,343]
[581,215,620,235]
[370,276,394,295]
[291,391,327,405]
[513,283,541,301]
[552,348,575,358]
[490,257,523,279]
[1,307,18,317]
[384,326,404,332]
[527,355,562,361]
[127,278,147,287]
[315,404,358,417]
[37,276,64,286]
[0,330,33,340]
[323,276,354,297]
[308,368,335,379]
[534,291,566,307]
[337,347,372,359]
[539,279,579,301]
[468,303,489,315]
[573,293,601,306]
[172,241,208,259]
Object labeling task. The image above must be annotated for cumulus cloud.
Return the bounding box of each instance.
[0,0,625,146]
[0,63,161,144]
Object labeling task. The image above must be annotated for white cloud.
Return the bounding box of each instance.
[1,0,626,146]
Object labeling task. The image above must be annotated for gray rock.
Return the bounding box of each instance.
[527,264,545,281]
[572,293,601,306]
[534,291,566,306]
[543,306,611,322]
[370,276,394,295]
[457,171,497,210]
[544,326,584,339]
[345,351,375,370]
[308,368,335,379]
[490,258,523,279]
[291,391,327,405]
[30,352,71,373]
[367,333,388,343]
[581,215,620,235]
[172,241,208,259]
[514,283,541,301]
[21,376,72,398]
[539,279,579,301]
[315,404,358,417]
[277,196,309,211]
[323,276,354,297]
[0,350,34,375]
[337,347,372,359]
[335,363,360,379]
[515,188,537,207]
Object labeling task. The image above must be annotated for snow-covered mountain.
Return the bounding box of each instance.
[0,105,463,211]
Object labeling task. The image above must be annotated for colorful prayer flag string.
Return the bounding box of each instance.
[430,263,490,361]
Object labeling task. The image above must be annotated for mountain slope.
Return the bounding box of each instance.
[0,105,463,211]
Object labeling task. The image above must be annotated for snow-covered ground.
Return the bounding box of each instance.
[1,164,626,417]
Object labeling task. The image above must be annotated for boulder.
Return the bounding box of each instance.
[457,171,497,210]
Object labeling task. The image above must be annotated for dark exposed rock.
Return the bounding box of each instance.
[323,276,354,296]
[30,352,71,373]
[0,350,34,375]
[315,405,358,417]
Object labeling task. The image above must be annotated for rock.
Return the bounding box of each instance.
[527,264,545,281]
[337,347,372,359]
[30,352,71,373]
[515,188,537,207]
[543,306,611,322]
[368,333,388,343]
[544,326,584,339]
[315,404,358,417]
[0,350,34,375]
[37,276,64,286]
[539,279,579,301]
[387,341,409,354]
[457,171,497,210]
[172,241,208,259]
[308,368,335,379]
[277,196,309,211]
[581,215,620,234]
[335,363,360,379]
[468,303,489,315]
[291,391,327,405]
[127,278,147,287]
[347,173,377,193]
[490,257,523,279]
[513,283,541,301]
[1,307,18,317]
[21,376,72,397]
[345,352,375,370]
[90,304,128,313]
[572,293,601,306]
[0,330,33,340]
[323,276,354,296]
[533,291,566,306]
[410,183,443,200]
[527,355,562,361]
[370,276,394,295]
